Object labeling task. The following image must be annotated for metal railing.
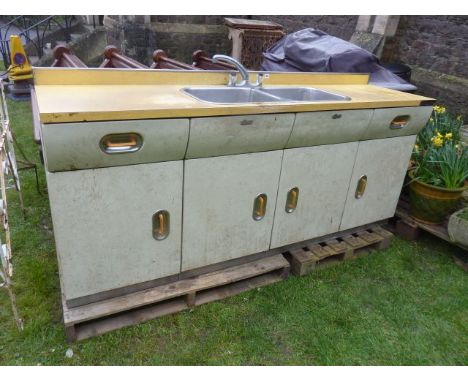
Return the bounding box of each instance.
[0,15,76,67]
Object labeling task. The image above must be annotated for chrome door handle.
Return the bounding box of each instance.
[390,115,410,129]
[285,187,299,213]
[152,210,170,240]
[355,175,367,199]
[100,133,143,154]
[253,193,267,221]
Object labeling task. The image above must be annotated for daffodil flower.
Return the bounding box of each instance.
[433,105,446,114]
[431,136,444,147]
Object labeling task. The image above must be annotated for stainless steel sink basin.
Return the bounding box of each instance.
[181,86,351,104]
[182,87,283,104]
[258,87,351,102]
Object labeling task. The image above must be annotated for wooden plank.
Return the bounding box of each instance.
[324,239,348,253]
[289,248,314,263]
[342,234,369,249]
[194,271,287,306]
[185,292,196,308]
[289,248,318,276]
[74,299,188,342]
[356,230,382,244]
[396,218,420,241]
[224,18,284,30]
[309,244,335,259]
[370,224,395,240]
[64,254,288,325]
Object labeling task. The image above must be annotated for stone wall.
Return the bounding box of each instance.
[104,16,157,65]
[149,16,235,63]
[255,16,358,40]
[103,15,358,66]
[382,16,468,120]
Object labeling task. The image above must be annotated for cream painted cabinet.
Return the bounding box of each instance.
[42,118,190,172]
[46,161,183,304]
[340,135,416,231]
[286,109,373,148]
[182,151,283,271]
[186,113,294,159]
[270,143,359,249]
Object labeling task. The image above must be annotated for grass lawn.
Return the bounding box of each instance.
[0,90,467,366]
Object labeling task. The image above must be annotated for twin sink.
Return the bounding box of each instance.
[182,87,351,104]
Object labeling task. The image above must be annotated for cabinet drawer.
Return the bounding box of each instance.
[286,109,373,148]
[186,113,294,158]
[42,118,189,172]
[363,106,432,140]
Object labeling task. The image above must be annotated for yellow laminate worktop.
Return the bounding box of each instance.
[33,68,435,124]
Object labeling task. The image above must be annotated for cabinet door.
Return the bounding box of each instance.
[182,151,283,271]
[46,161,183,303]
[270,143,358,249]
[340,135,416,231]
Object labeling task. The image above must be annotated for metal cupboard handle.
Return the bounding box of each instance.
[389,115,410,129]
[152,210,170,240]
[100,133,143,154]
[285,187,299,213]
[253,193,267,221]
[355,175,367,199]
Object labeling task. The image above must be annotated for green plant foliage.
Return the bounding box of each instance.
[412,106,467,189]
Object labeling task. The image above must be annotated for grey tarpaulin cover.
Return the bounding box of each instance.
[262,28,417,92]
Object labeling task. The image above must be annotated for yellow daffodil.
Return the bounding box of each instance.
[431,136,443,147]
[433,105,446,114]
[445,132,452,140]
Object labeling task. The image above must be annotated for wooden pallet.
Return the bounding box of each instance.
[62,254,290,342]
[285,225,394,276]
[393,196,467,270]
[394,197,455,242]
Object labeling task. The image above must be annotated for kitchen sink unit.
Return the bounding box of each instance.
[32,68,434,309]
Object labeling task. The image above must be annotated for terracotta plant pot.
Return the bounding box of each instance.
[408,170,468,224]
[448,208,468,250]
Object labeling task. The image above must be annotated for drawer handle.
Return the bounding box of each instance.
[253,193,267,221]
[390,115,410,129]
[285,187,299,213]
[355,175,367,199]
[152,210,170,240]
[100,133,143,154]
